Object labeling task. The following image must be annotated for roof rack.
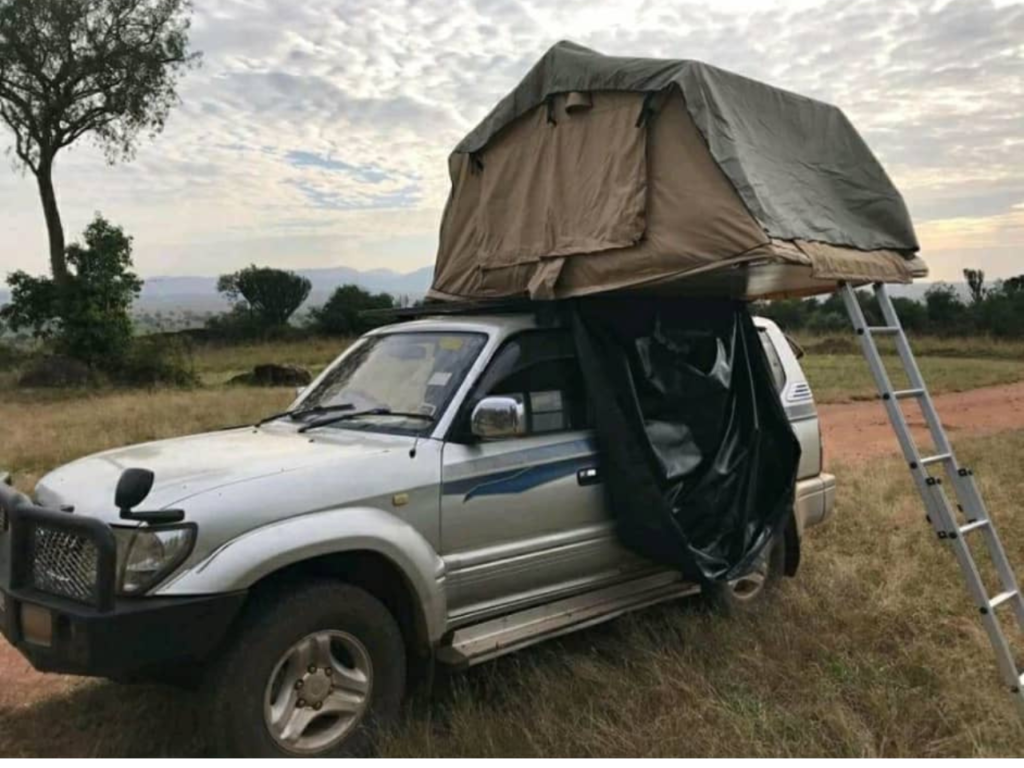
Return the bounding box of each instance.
[362,297,561,323]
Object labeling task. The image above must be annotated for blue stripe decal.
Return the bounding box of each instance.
[443,454,596,502]
[442,437,596,482]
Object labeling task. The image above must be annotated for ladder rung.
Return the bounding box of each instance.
[921,453,953,467]
[893,388,925,400]
[989,590,1019,610]
[867,326,900,334]
[959,519,990,535]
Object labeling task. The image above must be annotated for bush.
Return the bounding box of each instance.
[112,335,199,387]
[309,284,395,336]
[1,215,142,368]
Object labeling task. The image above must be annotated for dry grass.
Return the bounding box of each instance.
[2,333,1024,756]
[191,337,351,385]
[0,387,294,489]
[790,333,1024,403]
[803,355,1024,404]
[375,430,1024,758]
[796,332,1024,361]
[0,338,352,488]
[2,430,1024,757]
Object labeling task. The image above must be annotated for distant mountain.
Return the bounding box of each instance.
[7,265,434,314]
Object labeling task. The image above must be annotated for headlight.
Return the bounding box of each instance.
[112,525,196,595]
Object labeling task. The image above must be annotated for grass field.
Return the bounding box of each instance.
[794,333,1024,403]
[382,432,1024,757]
[2,331,1024,756]
[2,430,1023,757]
[3,331,1024,487]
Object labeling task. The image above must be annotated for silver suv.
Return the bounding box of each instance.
[0,313,834,757]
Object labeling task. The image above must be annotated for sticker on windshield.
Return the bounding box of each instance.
[439,337,464,351]
[427,371,452,387]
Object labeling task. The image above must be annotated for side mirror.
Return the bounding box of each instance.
[115,468,155,514]
[471,396,526,440]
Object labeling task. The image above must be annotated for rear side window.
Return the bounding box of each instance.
[757,329,787,392]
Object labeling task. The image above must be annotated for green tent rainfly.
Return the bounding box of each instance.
[430,41,927,303]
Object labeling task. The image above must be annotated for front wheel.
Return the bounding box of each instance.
[700,534,786,615]
[205,580,406,757]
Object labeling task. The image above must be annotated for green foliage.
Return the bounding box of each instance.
[759,274,1024,339]
[1,215,142,366]
[924,282,970,335]
[114,335,198,387]
[963,268,987,304]
[216,265,312,333]
[0,0,199,170]
[308,284,395,336]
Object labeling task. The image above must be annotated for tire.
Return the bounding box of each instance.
[700,534,786,615]
[205,580,406,757]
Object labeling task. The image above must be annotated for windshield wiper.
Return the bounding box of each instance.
[256,403,354,427]
[297,407,434,434]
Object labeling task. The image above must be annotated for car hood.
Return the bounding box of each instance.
[34,425,412,522]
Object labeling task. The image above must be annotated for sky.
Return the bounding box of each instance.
[1,0,1022,282]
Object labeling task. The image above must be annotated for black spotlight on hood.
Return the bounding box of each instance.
[115,468,185,524]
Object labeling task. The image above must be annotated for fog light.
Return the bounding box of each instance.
[20,604,53,647]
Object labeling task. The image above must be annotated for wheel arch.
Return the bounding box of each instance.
[156,506,447,649]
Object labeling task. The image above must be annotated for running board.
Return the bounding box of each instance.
[437,572,700,668]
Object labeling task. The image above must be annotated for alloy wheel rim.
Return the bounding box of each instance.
[263,630,373,755]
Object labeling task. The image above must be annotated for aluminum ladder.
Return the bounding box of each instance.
[841,281,1024,713]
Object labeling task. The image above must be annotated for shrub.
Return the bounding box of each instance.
[1,215,142,368]
[113,335,199,387]
[309,284,395,336]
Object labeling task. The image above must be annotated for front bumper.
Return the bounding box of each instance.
[0,481,246,679]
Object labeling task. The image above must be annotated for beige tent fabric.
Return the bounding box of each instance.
[795,240,916,283]
[434,88,771,300]
[434,92,649,298]
[430,87,923,302]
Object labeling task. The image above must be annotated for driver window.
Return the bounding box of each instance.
[471,330,590,437]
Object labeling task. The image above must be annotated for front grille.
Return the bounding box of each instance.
[27,525,100,605]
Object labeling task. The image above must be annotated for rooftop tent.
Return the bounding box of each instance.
[425,43,925,584]
[430,41,927,302]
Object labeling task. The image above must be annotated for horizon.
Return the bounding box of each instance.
[2,0,1023,283]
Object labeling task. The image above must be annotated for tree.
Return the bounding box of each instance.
[963,268,987,304]
[1004,275,1024,295]
[217,265,312,330]
[924,282,968,335]
[1,214,142,364]
[0,0,198,286]
[309,284,395,336]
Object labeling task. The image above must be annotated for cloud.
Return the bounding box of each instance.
[0,0,1021,282]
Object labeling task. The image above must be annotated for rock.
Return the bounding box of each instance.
[229,363,312,387]
[18,355,95,388]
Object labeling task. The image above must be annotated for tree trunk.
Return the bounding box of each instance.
[35,157,69,286]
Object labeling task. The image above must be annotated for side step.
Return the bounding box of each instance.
[437,571,700,668]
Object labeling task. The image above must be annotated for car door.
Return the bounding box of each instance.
[440,328,647,624]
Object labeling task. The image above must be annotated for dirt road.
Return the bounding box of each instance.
[819,379,1024,467]
[4,380,1024,735]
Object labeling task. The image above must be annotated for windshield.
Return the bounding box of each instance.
[296,332,487,434]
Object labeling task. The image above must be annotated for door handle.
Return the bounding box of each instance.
[577,467,601,487]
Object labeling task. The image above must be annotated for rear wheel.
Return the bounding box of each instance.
[205,580,406,757]
[701,534,786,614]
